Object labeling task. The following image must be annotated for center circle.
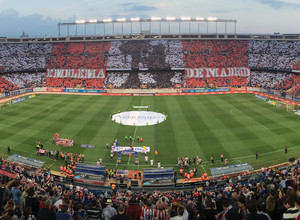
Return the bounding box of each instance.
[111,111,166,126]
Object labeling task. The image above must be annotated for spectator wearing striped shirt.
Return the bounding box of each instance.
[154,200,168,220]
[140,199,154,220]
[282,196,298,220]
[86,199,102,220]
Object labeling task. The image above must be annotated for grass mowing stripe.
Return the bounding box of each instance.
[228,95,299,146]
[154,96,178,166]
[176,96,228,161]
[224,95,278,153]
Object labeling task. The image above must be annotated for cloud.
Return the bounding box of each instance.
[120,2,136,7]
[0,9,73,37]
[211,10,230,13]
[258,0,300,9]
[129,5,157,11]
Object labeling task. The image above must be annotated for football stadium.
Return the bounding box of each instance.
[0,11,300,220]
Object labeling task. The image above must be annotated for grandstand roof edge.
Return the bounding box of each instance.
[0,33,299,44]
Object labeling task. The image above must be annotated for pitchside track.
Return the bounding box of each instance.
[0,93,299,175]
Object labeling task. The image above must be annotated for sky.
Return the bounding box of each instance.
[0,0,299,38]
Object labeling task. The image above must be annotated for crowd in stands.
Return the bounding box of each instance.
[43,78,105,89]
[107,40,184,69]
[47,42,110,69]
[0,71,298,96]
[2,73,45,89]
[182,40,249,68]
[0,40,299,72]
[0,77,18,92]
[105,71,183,89]
[248,72,291,90]
[0,44,51,71]
[2,154,300,220]
[184,76,250,88]
[248,40,300,70]
[248,72,300,96]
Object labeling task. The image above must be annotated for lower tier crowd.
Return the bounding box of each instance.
[0,71,299,97]
[1,157,300,220]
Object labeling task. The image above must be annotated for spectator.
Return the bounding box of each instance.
[72,203,86,219]
[266,195,280,220]
[56,204,71,220]
[25,187,39,216]
[125,197,141,220]
[197,199,217,220]
[282,195,298,220]
[141,199,155,220]
[153,200,169,220]
[102,199,117,220]
[86,199,102,220]
[11,182,22,214]
[245,200,269,220]
[111,203,130,220]
[20,207,36,220]
[216,199,238,220]
[38,199,56,220]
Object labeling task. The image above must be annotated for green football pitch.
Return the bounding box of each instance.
[0,93,299,175]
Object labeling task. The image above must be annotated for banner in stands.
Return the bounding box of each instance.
[7,154,45,168]
[3,89,33,97]
[46,88,62,92]
[230,87,247,92]
[62,89,107,93]
[210,163,253,176]
[255,94,267,101]
[33,87,46,92]
[292,97,300,102]
[185,67,250,78]
[182,88,230,93]
[46,69,106,79]
[0,169,16,178]
[12,97,26,104]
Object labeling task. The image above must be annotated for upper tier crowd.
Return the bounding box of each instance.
[2,156,300,220]
[0,40,299,71]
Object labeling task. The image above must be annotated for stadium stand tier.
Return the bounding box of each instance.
[0,39,298,95]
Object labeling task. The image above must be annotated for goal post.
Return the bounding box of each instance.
[276,101,294,112]
[0,100,12,109]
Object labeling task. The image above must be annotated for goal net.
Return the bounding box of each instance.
[276,101,294,112]
[0,100,12,109]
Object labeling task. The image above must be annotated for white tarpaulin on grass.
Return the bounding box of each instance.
[112,111,166,126]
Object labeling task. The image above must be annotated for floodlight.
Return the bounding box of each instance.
[117,18,126,22]
[130,17,140,21]
[103,18,112,22]
[89,19,97,23]
[166,16,176,21]
[151,17,161,21]
[208,17,218,21]
[196,17,205,21]
[181,16,191,21]
[76,20,85,24]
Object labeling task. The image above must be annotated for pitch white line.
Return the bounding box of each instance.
[48,162,55,169]
[232,107,269,130]
[0,103,30,113]
[0,104,56,127]
[201,165,206,172]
